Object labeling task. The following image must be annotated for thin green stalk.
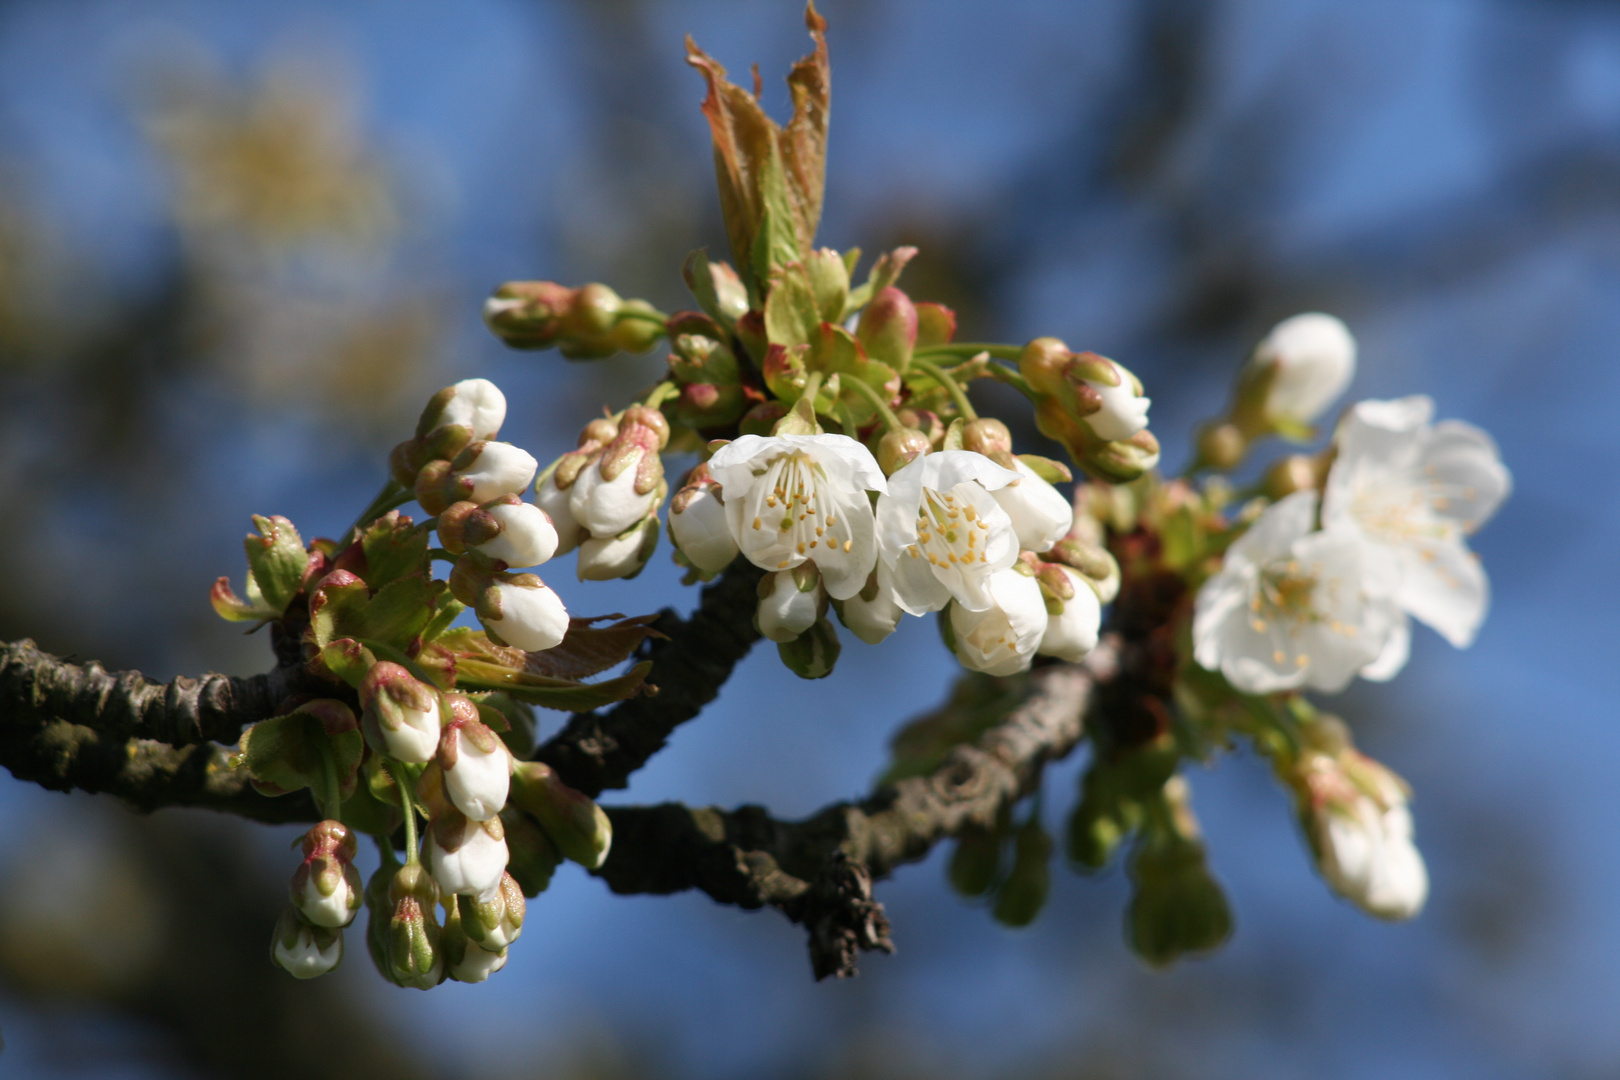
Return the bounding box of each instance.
[913,342,1024,363]
[840,374,903,432]
[344,480,412,546]
[800,370,825,407]
[317,745,343,822]
[613,307,671,328]
[641,380,680,410]
[385,761,420,865]
[911,357,978,421]
[985,362,1038,402]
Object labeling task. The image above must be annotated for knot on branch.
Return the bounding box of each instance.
[794,851,894,980]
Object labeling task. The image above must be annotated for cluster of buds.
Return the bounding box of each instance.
[1017,338,1159,483]
[483,281,665,360]
[534,405,669,580]
[271,820,362,979]
[665,311,757,430]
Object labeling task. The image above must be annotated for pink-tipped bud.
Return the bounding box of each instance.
[289,820,364,929]
[438,696,511,822]
[856,286,919,368]
[360,663,442,764]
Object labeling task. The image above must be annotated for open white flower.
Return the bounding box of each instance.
[1247,313,1356,426]
[1298,750,1428,920]
[878,450,1022,615]
[1193,491,1403,693]
[990,459,1073,553]
[707,433,887,600]
[1322,396,1510,649]
[949,567,1048,676]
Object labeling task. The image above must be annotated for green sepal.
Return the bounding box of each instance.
[843,245,916,317]
[319,638,376,689]
[356,575,442,647]
[1015,454,1073,484]
[244,515,309,615]
[941,417,967,452]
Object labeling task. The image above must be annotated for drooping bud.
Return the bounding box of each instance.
[360,663,443,764]
[428,809,509,899]
[1125,777,1232,966]
[437,694,511,822]
[1036,564,1102,662]
[895,407,945,449]
[482,281,577,350]
[669,464,738,575]
[947,828,1004,898]
[777,615,841,679]
[457,872,526,951]
[835,566,904,645]
[1046,535,1120,605]
[501,807,563,897]
[385,862,443,989]
[289,820,363,929]
[578,514,661,581]
[756,564,825,643]
[445,441,540,511]
[914,302,957,347]
[271,906,342,980]
[856,286,919,369]
[509,762,612,870]
[992,817,1053,928]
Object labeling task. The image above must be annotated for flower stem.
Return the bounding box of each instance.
[913,342,1023,363]
[800,370,825,409]
[614,307,671,327]
[385,760,420,866]
[317,744,343,822]
[840,375,903,432]
[911,357,978,421]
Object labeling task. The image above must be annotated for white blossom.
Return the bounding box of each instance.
[429,816,509,898]
[534,472,586,555]
[454,442,539,505]
[475,501,559,568]
[439,378,507,441]
[949,567,1048,676]
[361,665,442,764]
[1038,566,1102,662]
[577,518,657,581]
[990,459,1074,554]
[1300,752,1428,920]
[878,450,1022,616]
[707,433,887,600]
[449,941,508,983]
[669,485,738,574]
[441,723,511,822]
[1248,313,1356,425]
[1322,396,1511,649]
[271,910,342,979]
[1192,491,1403,693]
[570,453,658,539]
[292,867,360,929]
[837,564,905,645]
[482,578,569,652]
[1082,360,1151,442]
[757,569,822,642]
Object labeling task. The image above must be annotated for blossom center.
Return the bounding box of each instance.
[907,486,991,569]
[745,451,854,568]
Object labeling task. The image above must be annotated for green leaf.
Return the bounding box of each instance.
[682,249,725,324]
[210,576,276,623]
[339,781,400,838]
[357,575,441,647]
[360,512,429,590]
[454,659,655,712]
[844,245,917,315]
[239,709,363,799]
[309,575,370,648]
[320,638,377,689]
[763,261,821,347]
[244,515,309,615]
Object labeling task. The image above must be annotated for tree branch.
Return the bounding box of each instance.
[592,660,1097,978]
[534,560,765,796]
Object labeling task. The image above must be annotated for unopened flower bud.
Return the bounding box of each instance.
[1244,312,1356,429]
[948,828,1003,898]
[756,565,825,643]
[438,696,511,822]
[386,863,443,989]
[895,407,945,449]
[776,615,842,679]
[360,663,442,764]
[578,515,660,581]
[1196,421,1248,471]
[420,378,507,442]
[569,405,667,539]
[441,495,559,568]
[1126,833,1234,967]
[856,286,918,369]
[1262,453,1325,500]
[1047,536,1120,605]
[534,472,587,556]
[271,906,342,980]
[669,464,738,575]
[457,872,526,951]
[428,810,509,898]
[1292,744,1427,920]
[992,818,1053,928]
[451,441,540,506]
[836,566,904,645]
[991,459,1074,554]
[509,762,613,870]
[481,573,570,652]
[501,807,563,897]
[290,821,363,929]
[483,281,576,350]
[914,302,957,347]
[1080,357,1151,442]
[1037,565,1102,662]
[877,428,932,476]
[449,938,508,983]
